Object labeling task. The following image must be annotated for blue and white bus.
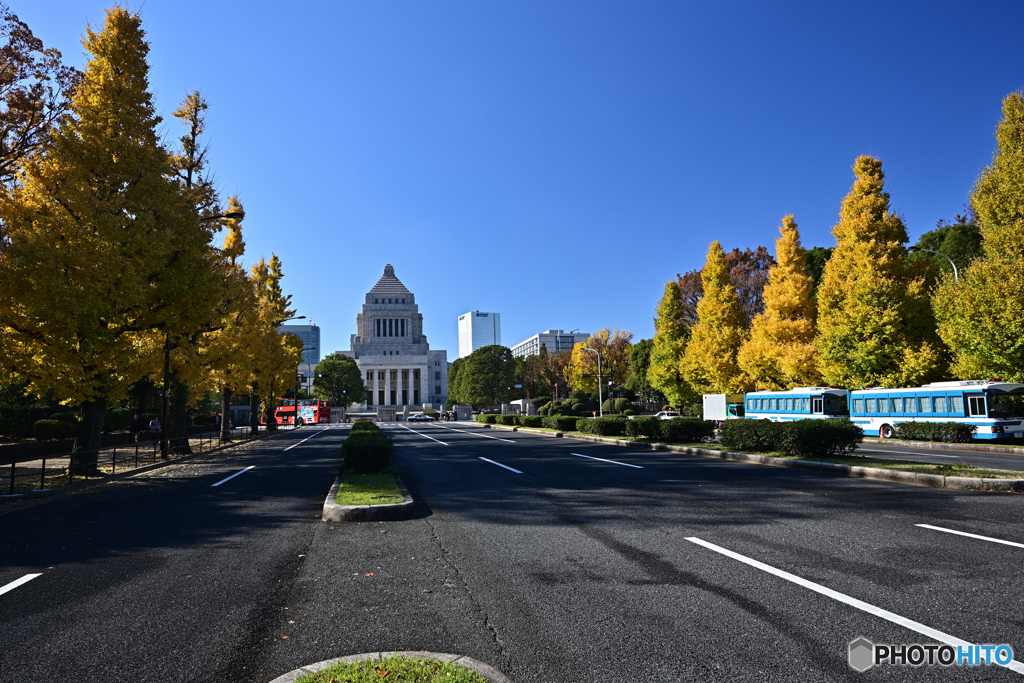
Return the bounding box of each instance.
[849,381,1024,440]
[743,387,850,421]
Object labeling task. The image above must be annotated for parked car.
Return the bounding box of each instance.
[408,413,435,422]
[654,411,678,420]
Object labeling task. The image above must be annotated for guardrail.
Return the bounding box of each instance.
[2,425,267,496]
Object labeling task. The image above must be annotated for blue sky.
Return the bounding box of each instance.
[19,1,1024,359]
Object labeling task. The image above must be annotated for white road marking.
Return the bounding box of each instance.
[858,448,957,458]
[479,457,523,474]
[686,536,1024,675]
[0,573,42,597]
[211,466,255,487]
[397,424,449,445]
[571,453,643,469]
[283,427,331,451]
[435,425,516,443]
[916,524,1024,550]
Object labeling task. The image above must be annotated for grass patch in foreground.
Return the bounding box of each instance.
[295,655,488,683]
[774,453,1023,479]
[335,470,404,505]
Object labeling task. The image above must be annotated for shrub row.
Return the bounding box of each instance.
[477,414,497,424]
[32,419,78,441]
[720,418,862,458]
[893,421,976,443]
[342,422,392,473]
[576,416,628,436]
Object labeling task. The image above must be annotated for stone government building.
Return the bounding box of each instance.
[340,265,449,410]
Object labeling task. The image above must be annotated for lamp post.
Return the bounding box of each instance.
[907,246,959,282]
[295,346,317,428]
[582,347,603,417]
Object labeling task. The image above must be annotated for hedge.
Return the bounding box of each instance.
[542,416,579,431]
[50,411,80,424]
[342,432,394,473]
[576,416,627,436]
[894,421,976,443]
[515,415,543,428]
[497,415,518,426]
[0,406,33,437]
[625,417,661,439]
[477,414,497,424]
[660,418,717,443]
[104,408,133,433]
[351,419,381,434]
[32,419,78,441]
[721,418,861,457]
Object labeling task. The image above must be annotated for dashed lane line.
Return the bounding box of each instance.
[686,536,1024,675]
[283,427,331,451]
[0,573,41,597]
[479,457,523,474]
[916,524,1024,550]
[571,453,643,469]
[396,424,449,445]
[211,466,255,487]
[434,425,516,443]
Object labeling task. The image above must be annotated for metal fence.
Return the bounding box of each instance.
[2,425,266,496]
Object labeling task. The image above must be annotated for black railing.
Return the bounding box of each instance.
[2,425,267,496]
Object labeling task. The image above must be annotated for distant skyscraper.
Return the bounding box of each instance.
[458,310,501,358]
[510,329,590,358]
[279,323,320,365]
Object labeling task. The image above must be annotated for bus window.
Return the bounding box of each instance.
[728,404,745,417]
[934,396,947,412]
[811,397,823,414]
[966,395,986,416]
[949,395,964,415]
[918,397,931,413]
[989,394,1024,419]
[800,398,809,411]
[824,395,848,415]
[852,399,864,413]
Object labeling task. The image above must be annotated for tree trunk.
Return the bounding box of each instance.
[220,387,233,442]
[161,334,170,459]
[72,398,106,476]
[249,382,260,434]
[168,373,192,455]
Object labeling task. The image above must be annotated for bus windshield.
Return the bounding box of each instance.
[824,395,848,416]
[988,394,1024,419]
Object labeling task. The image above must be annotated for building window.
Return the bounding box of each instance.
[434,371,440,380]
[435,385,441,394]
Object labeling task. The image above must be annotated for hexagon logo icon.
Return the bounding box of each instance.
[849,637,874,672]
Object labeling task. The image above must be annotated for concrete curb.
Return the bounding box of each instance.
[269,651,510,683]
[481,424,1024,492]
[0,431,283,506]
[321,473,415,522]
[862,437,1024,455]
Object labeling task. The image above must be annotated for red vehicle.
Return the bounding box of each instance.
[264,400,332,425]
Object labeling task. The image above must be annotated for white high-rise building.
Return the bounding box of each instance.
[458,310,501,358]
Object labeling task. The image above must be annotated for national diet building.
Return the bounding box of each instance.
[341,265,449,409]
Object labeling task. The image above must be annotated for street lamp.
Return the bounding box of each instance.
[582,347,603,417]
[907,246,959,282]
[295,346,317,428]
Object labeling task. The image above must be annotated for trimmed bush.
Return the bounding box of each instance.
[104,408,133,433]
[720,419,788,452]
[576,416,627,436]
[50,411,80,424]
[497,415,517,426]
[32,419,77,441]
[720,418,862,457]
[477,414,497,424]
[894,421,976,443]
[342,432,394,473]
[622,409,635,417]
[0,406,33,437]
[660,418,717,443]
[351,419,381,434]
[538,405,549,416]
[423,407,439,417]
[542,416,578,431]
[518,415,543,428]
[625,417,661,439]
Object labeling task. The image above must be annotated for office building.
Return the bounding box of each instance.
[279,323,320,365]
[458,310,501,358]
[510,329,591,358]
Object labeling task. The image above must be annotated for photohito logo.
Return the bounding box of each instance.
[849,637,1014,671]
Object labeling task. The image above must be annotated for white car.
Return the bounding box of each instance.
[408,413,435,422]
[654,411,679,420]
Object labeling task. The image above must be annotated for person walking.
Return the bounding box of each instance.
[129,413,143,444]
[148,417,161,441]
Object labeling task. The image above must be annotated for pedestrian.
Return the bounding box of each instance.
[215,412,222,429]
[128,413,143,444]
[148,417,161,439]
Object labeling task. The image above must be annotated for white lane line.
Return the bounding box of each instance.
[479,457,523,474]
[858,449,957,459]
[435,425,516,443]
[211,466,255,487]
[571,453,643,469]
[0,573,42,597]
[686,536,1024,675]
[916,524,1024,550]
[283,427,331,451]
[398,424,449,445]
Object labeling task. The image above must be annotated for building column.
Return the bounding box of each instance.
[421,365,429,407]
[384,368,391,406]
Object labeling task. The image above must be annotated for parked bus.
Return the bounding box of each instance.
[742,387,850,422]
[264,399,332,426]
[849,381,1024,440]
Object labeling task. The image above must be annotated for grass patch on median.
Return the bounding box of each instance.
[772,453,1023,479]
[335,470,404,505]
[294,655,488,683]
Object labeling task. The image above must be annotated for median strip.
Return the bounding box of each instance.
[915,524,1024,550]
[686,536,1024,675]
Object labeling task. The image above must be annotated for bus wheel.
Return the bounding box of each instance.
[880,424,894,439]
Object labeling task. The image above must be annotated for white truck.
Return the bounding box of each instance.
[703,394,745,424]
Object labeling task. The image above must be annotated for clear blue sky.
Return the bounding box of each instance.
[19,1,1024,359]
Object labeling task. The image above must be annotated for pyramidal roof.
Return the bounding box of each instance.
[368,264,412,296]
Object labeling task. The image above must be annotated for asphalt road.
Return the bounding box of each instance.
[3,422,1024,682]
[853,439,1024,472]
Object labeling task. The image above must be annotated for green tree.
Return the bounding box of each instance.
[909,218,982,279]
[934,92,1024,381]
[625,338,662,404]
[454,345,516,409]
[738,215,822,390]
[816,156,943,387]
[679,241,750,394]
[446,357,464,407]
[804,246,833,298]
[313,354,367,406]
[647,280,695,407]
